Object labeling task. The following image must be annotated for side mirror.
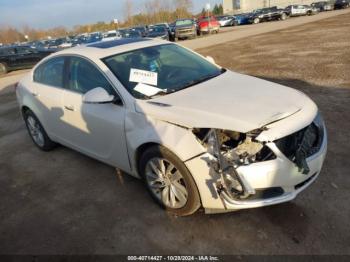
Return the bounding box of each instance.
[206,56,216,64]
[83,87,115,104]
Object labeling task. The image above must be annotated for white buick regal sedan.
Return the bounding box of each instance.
[16,39,327,216]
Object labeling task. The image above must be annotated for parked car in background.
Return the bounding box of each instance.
[248,6,289,24]
[169,22,176,39]
[130,26,148,37]
[153,23,173,41]
[0,45,54,75]
[311,1,334,11]
[233,13,251,25]
[153,23,170,31]
[59,41,73,49]
[120,29,142,39]
[16,38,327,216]
[102,30,121,42]
[174,19,197,41]
[217,15,238,27]
[147,25,170,40]
[285,4,319,16]
[197,16,220,35]
[334,0,350,9]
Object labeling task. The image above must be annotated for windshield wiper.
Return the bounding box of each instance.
[148,89,178,99]
[181,69,226,90]
[148,68,226,99]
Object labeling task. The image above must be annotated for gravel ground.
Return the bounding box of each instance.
[0,12,349,255]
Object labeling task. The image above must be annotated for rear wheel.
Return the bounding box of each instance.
[0,62,8,75]
[139,145,201,216]
[24,110,57,151]
[281,13,287,20]
[253,17,260,24]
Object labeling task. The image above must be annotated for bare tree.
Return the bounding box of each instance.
[124,0,134,26]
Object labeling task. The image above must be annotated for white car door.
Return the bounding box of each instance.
[31,56,66,140]
[61,56,130,171]
[299,5,307,15]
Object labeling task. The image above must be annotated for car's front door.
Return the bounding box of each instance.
[62,56,130,171]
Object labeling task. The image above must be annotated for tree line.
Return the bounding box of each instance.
[0,0,223,45]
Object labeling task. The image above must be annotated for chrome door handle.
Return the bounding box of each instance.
[64,105,75,111]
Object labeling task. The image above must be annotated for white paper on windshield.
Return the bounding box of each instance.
[129,68,158,86]
[134,83,163,97]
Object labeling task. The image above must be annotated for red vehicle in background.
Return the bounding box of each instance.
[197,16,220,35]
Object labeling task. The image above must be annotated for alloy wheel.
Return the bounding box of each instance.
[145,157,188,209]
[26,116,45,147]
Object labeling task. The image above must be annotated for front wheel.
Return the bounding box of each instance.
[0,62,8,75]
[253,17,260,24]
[139,145,201,216]
[281,13,287,20]
[24,110,57,151]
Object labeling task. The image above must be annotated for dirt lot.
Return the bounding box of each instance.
[0,13,350,255]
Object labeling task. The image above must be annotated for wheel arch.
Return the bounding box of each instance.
[135,142,160,174]
[21,105,31,115]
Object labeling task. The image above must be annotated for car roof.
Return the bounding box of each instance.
[50,38,167,60]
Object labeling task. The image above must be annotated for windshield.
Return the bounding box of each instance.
[120,30,141,38]
[103,44,223,99]
[149,26,166,33]
[106,33,117,37]
[176,19,193,26]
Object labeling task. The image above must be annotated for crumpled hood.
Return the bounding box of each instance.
[135,71,317,135]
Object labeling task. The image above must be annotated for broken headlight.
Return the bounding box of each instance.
[193,128,275,166]
[193,128,276,201]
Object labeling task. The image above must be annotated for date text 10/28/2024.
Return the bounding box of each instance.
[127,256,220,261]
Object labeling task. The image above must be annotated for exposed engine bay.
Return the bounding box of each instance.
[193,128,276,204]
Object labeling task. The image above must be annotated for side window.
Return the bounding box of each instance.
[16,47,33,54]
[33,57,65,88]
[68,57,115,95]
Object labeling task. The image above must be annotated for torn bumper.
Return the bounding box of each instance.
[185,125,327,213]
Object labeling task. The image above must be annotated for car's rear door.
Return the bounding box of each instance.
[61,56,130,170]
[5,48,20,68]
[32,56,66,140]
[14,47,37,67]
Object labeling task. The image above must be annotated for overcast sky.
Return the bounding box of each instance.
[0,0,222,29]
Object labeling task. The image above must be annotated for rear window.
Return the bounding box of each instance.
[34,57,65,88]
[176,20,193,26]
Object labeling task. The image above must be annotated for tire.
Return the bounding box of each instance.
[281,13,287,20]
[253,17,260,24]
[24,110,57,151]
[139,145,201,216]
[0,62,8,75]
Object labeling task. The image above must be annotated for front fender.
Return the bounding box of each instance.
[125,111,205,176]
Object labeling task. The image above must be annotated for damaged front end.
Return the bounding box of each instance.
[193,128,276,206]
